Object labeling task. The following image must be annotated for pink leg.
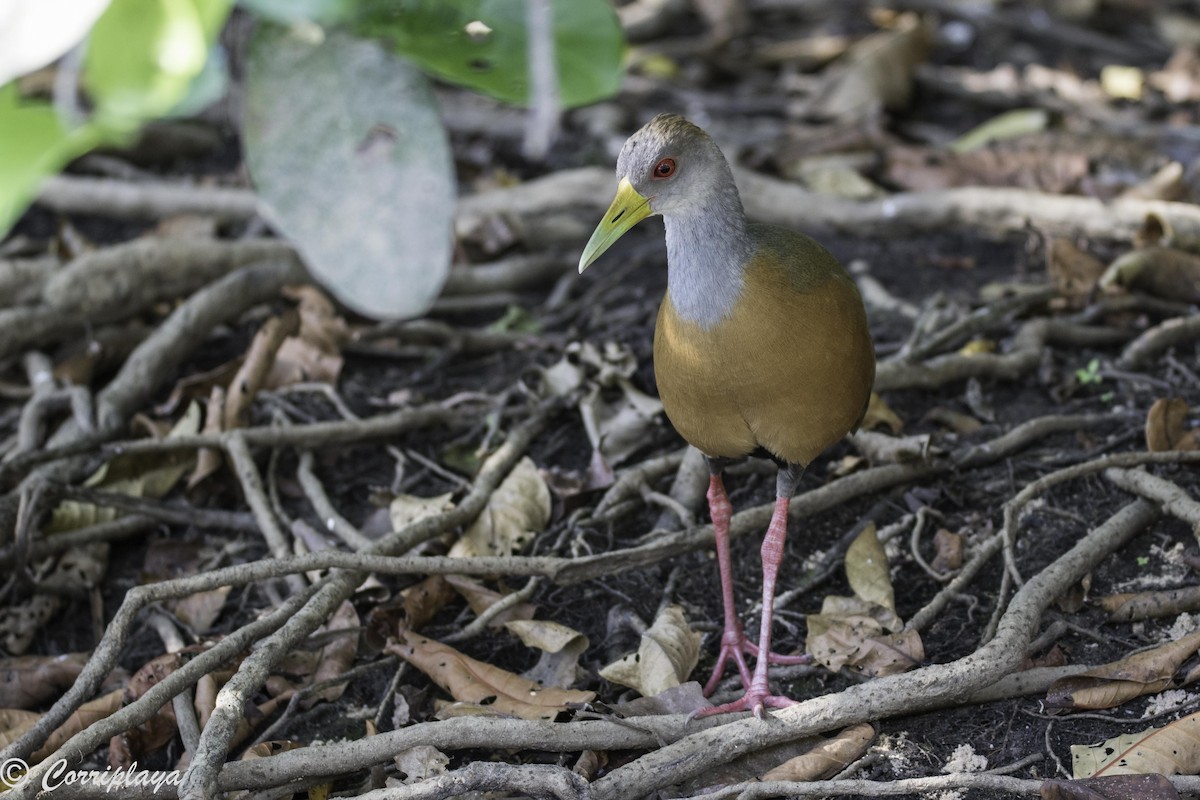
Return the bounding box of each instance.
[702,473,753,695]
[697,494,803,718]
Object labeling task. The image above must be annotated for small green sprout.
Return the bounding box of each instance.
[1075,358,1103,386]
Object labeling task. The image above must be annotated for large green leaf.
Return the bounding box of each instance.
[238,0,353,24]
[0,85,107,235]
[243,26,455,319]
[356,0,624,108]
[84,0,232,130]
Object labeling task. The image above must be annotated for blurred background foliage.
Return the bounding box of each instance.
[0,0,626,317]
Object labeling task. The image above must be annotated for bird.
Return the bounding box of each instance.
[578,113,875,717]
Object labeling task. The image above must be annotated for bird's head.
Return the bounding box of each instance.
[579,113,733,273]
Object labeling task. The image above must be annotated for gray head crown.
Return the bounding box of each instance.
[616,113,745,217]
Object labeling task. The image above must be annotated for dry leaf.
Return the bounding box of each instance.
[450,457,550,558]
[365,575,455,650]
[922,407,983,435]
[49,402,202,532]
[505,619,589,690]
[762,723,876,781]
[806,614,924,676]
[241,740,306,759]
[109,653,183,766]
[445,575,536,626]
[810,13,931,118]
[1047,630,1200,711]
[860,393,903,434]
[306,601,361,705]
[33,689,124,761]
[387,629,593,720]
[394,745,449,783]
[1072,710,1200,778]
[223,311,300,431]
[599,605,701,697]
[389,492,455,532]
[188,385,226,488]
[845,523,893,612]
[1048,239,1106,307]
[0,653,96,709]
[1145,398,1198,453]
[931,529,964,574]
[1101,247,1200,304]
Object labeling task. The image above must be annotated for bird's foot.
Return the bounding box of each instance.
[702,627,810,696]
[692,687,799,720]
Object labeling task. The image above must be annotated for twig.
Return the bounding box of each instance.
[35,175,261,222]
[1118,314,1200,370]
[442,577,541,644]
[585,500,1159,800]
[176,399,564,800]
[1105,467,1200,538]
[297,450,374,551]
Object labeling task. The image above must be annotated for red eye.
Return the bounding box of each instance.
[653,158,676,179]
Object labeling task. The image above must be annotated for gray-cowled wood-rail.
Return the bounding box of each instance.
[579,114,875,717]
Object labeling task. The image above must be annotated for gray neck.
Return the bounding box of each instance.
[663,184,754,329]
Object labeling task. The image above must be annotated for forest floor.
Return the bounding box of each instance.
[4,2,1200,799]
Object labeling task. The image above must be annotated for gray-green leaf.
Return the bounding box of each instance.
[243,27,455,319]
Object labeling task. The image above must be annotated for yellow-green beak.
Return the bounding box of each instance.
[578,177,653,273]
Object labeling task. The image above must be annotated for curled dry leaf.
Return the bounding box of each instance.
[809,13,931,118]
[188,384,226,489]
[761,723,876,781]
[445,574,536,626]
[540,341,663,476]
[49,401,202,532]
[1099,586,1200,622]
[241,740,306,760]
[930,528,964,574]
[223,310,300,431]
[1071,710,1200,779]
[845,523,894,611]
[267,285,350,387]
[449,457,550,558]
[505,619,590,690]
[386,629,594,720]
[1046,630,1200,711]
[110,652,184,766]
[599,605,700,697]
[394,745,449,783]
[860,392,903,434]
[365,575,455,650]
[1048,238,1105,308]
[1101,247,1200,304]
[32,689,124,762]
[807,524,924,677]
[307,600,361,706]
[1145,398,1198,453]
[389,492,455,533]
[0,652,112,709]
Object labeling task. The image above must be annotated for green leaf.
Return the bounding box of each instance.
[84,0,232,130]
[355,0,624,108]
[0,84,108,236]
[238,0,354,25]
[243,27,455,319]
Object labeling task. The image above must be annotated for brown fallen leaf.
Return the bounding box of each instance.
[1048,239,1106,308]
[386,629,594,720]
[33,689,124,761]
[365,575,455,651]
[809,13,931,118]
[599,605,701,697]
[306,600,361,706]
[188,385,226,488]
[1101,247,1200,304]
[922,407,983,435]
[860,392,903,434]
[505,619,590,690]
[445,575,536,627]
[109,653,184,766]
[1098,586,1200,622]
[1145,398,1198,453]
[762,723,876,781]
[0,653,117,709]
[449,457,550,558]
[223,310,300,431]
[845,523,894,611]
[930,528,964,574]
[1072,710,1200,779]
[1046,630,1200,711]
